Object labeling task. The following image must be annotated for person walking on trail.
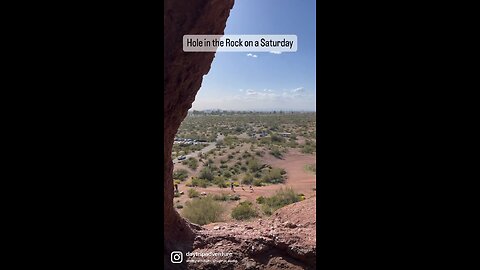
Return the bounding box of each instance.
[174,183,179,193]
[249,184,254,192]
[230,181,235,192]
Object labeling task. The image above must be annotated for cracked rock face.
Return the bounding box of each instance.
[191,197,317,269]
[163,0,235,261]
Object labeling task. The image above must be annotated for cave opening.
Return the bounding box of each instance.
[163,0,235,260]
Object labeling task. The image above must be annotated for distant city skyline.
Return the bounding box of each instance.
[191,0,316,111]
[188,108,315,112]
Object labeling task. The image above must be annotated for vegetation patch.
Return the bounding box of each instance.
[300,140,316,154]
[256,187,301,215]
[191,177,211,188]
[187,188,200,198]
[182,157,199,170]
[262,168,286,184]
[305,163,316,174]
[198,167,214,181]
[173,169,189,181]
[212,193,230,201]
[231,201,258,220]
[183,196,225,225]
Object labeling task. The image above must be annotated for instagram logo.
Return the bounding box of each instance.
[171,251,183,263]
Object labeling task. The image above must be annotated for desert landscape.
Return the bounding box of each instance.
[169,111,316,269]
[163,0,317,267]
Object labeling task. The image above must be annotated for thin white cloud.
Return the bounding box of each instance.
[191,86,316,111]
[191,87,315,111]
[246,89,259,96]
[241,88,309,100]
[291,87,305,93]
[269,51,282,54]
[246,53,258,58]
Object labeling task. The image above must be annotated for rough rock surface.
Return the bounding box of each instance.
[189,197,317,269]
[163,0,235,262]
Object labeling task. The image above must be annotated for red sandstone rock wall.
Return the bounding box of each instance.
[163,0,234,256]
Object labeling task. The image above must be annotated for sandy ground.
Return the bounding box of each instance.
[174,147,316,222]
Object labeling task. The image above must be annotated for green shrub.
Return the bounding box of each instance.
[213,193,229,201]
[262,168,285,184]
[191,178,211,188]
[301,140,316,154]
[242,151,251,159]
[253,179,263,186]
[229,194,241,201]
[256,196,265,204]
[183,196,225,225]
[173,169,189,181]
[188,188,200,198]
[186,157,199,170]
[247,158,261,173]
[231,201,258,220]
[287,141,298,148]
[257,187,301,215]
[271,134,285,143]
[262,206,273,216]
[231,166,240,174]
[242,174,254,185]
[301,145,315,154]
[213,176,228,188]
[223,171,232,178]
[199,167,214,181]
[269,148,283,159]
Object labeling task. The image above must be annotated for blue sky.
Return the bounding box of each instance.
[191,0,316,111]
